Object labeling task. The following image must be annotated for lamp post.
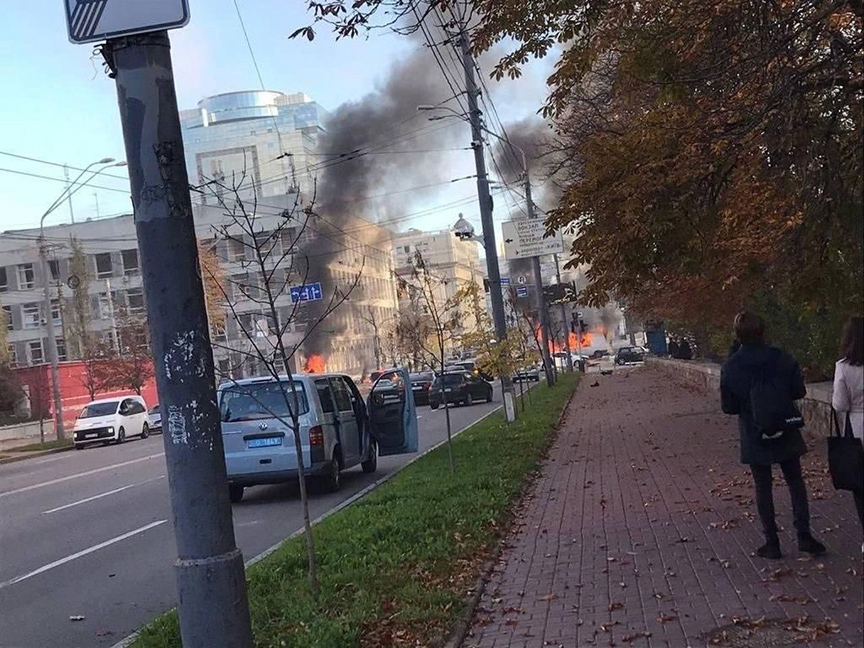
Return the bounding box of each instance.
[39,158,125,440]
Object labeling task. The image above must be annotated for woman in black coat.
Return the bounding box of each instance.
[720,311,826,559]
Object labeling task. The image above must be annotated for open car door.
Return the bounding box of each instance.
[367,367,418,456]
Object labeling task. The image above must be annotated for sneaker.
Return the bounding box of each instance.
[756,541,782,559]
[798,534,826,555]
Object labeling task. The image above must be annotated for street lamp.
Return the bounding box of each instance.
[38,158,125,441]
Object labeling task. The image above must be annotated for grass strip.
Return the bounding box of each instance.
[134,374,578,648]
[8,438,73,452]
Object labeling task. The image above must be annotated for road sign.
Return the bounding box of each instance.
[502,219,564,260]
[65,0,190,44]
[543,282,578,305]
[290,283,324,304]
[500,277,511,285]
[516,286,529,298]
[517,275,527,285]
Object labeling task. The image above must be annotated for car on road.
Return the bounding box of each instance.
[513,365,542,382]
[73,396,151,448]
[585,350,615,375]
[218,369,418,502]
[450,358,493,381]
[148,404,162,432]
[615,346,645,365]
[410,371,435,406]
[428,372,493,409]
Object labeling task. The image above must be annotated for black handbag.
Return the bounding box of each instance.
[828,408,864,492]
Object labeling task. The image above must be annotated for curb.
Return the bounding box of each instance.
[444,377,580,648]
[0,444,75,465]
[111,402,506,648]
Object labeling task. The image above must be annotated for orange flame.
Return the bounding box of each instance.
[304,354,326,373]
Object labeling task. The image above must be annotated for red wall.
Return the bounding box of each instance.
[15,361,159,427]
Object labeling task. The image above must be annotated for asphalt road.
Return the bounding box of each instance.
[0,389,503,648]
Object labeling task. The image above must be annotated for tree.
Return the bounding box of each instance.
[395,250,463,473]
[203,174,360,598]
[198,238,227,337]
[356,306,383,372]
[107,307,154,396]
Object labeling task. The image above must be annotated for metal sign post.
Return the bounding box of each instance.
[64,4,253,646]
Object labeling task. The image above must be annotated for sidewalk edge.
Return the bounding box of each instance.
[0,444,75,465]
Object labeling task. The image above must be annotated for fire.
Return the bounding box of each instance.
[304,354,326,373]
[568,331,594,349]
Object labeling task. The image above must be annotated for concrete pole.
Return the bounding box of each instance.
[523,177,555,386]
[459,29,516,421]
[105,31,252,648]
[554,254,574,372]
[38,245,65,440]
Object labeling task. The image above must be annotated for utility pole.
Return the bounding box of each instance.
[104,31,252,648]
[459,28,516,421]
[554,254,573,371]
[523,177,555,386]
[39,243,65,440]
[63,165,76,224]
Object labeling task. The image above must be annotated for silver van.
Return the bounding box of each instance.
[218,368,418,502]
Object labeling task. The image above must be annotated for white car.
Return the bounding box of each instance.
[73,396,151,448]
[148,404,162,432]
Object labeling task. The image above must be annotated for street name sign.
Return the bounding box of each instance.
[290,283,324,304]
[502,219,564,259]
[65,0,190,44]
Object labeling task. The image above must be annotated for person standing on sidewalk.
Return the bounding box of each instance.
[720,311,826,559]
[831,316,864,549]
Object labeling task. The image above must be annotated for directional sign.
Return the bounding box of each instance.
[502,219,564,260]
[500,277,511,286]
[290,283,324,304]
[516,286,529,298]
[65,0,190,44]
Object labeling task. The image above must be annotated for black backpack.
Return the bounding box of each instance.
[749,349,804,441]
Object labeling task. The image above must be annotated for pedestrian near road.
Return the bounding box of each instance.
[720,311,826,559]
[831,316,864,548]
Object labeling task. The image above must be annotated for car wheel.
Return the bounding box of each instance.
[141,423,150,439]
[116,427,126,444]
[466,392,474,406]
[228,484,244,503]
[75,444,84,451]
[361,439,378,474]
[431,402,440,410]
[486,389,493,403]
[321,449,342,493]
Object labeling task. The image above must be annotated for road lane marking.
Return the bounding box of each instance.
[42,476,166,514]
[0,453,165,499]
[0,520,167,590]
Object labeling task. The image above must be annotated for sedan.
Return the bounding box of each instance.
[615,347,645,365]
[429,372,493,408]
[513,365,541,382]
[148,404,163,432]
[410,372,435,406]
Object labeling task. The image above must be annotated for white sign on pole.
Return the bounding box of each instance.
[65,0,190,44]
[501,219,564,260]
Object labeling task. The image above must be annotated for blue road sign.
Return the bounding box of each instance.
[500,277,511,285]
[290,283,324,304]
[516,286,529,298]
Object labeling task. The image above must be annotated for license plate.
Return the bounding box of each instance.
[86,433,97,439]
[444,388,453,392]
[248,437,282,449]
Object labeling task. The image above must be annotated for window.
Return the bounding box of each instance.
[126,288,145,314]
[8,345,17,367]
[315,379,336,414]
[28,340,44,364]
[212,322,227,342]
[280,227,297,251]
[0,267,7,292]
[2,305,11,330]
[22,303,41,329]
[95,253,113,278]
[227,238,246,262]
[56,338,67,362]
[50,299,61,325]
[329,377,353,412]
[17,264,35,289]
[220,381,309,421]
[122,249,140,275]
[217,358,231,378]
[49,260,60,282]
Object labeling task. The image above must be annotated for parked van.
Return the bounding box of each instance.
[73,396,150,448]
[218,368,418,502]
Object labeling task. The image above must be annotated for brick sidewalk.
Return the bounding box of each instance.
[466,367,863,648]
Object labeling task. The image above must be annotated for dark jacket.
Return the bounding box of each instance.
[720,343,808,465]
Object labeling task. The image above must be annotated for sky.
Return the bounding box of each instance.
[0,1,555,237]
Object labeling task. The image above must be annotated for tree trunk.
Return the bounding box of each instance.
[291,419,319,597]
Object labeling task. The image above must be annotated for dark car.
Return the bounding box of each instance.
[410,371,435,406]
[428,372,493,408]
[615,346,645,365]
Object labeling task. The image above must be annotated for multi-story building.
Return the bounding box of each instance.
[1,194,398,379]
[180,90,329,204]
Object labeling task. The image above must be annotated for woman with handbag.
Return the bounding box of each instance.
[831,316,864,552]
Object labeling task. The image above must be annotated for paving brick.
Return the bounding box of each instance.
[467,367,864,647]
